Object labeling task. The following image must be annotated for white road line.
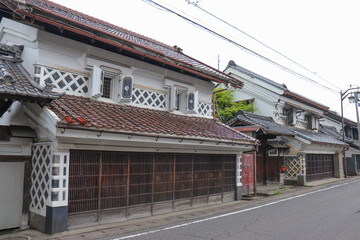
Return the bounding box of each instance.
[112,179,359,240]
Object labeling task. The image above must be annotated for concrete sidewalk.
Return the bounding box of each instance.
[1,176,359,240]
[256,177,347,197]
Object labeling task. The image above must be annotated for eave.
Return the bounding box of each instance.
[4,2,244,88]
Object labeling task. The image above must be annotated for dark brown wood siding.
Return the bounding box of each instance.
[306,154,334,182]
[68,151,236,217]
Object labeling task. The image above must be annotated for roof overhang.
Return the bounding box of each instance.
[0,1,244,88]
[55,127,255,154]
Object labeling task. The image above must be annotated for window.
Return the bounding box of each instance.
[268,148,278,156]
[352,128,358,140]
[176,88,187,111]
[101,77,112,98]
[345,126,353,139]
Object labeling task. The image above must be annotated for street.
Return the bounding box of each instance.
[109,179,360,240]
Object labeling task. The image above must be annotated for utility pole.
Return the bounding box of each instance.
[354,90,360,147]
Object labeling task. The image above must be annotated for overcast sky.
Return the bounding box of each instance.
[50,0,360,122]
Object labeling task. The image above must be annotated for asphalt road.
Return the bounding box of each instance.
[110,179,360,240]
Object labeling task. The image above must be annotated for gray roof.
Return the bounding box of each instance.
[225,60,329,111]
[228,110,294,136]
[0,43,61,101]
[225,60,287,90]
[291,127,346,146]
[320,125,342,141]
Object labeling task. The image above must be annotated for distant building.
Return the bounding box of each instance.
[225,60,347,186]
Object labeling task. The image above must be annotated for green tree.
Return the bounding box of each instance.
[214,88,254,123]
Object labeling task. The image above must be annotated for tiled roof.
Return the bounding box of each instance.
[7,0,243,87]
[283,91,328,111]
[225,60,287,90]
[291,127,346,146]
[225,60,329,111]
[49,94,257,144]
[320,125,342,141]
[228,110,294,136]
[0,43,61,101]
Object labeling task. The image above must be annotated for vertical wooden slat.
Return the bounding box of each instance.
[191,154,194,206]
[172,154,176,210]
[97,153,102,221]
[221,155,224,202]
[151,153,155,215]
[126,153,130,217]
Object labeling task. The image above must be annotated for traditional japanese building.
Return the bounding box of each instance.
[0,0,256,233]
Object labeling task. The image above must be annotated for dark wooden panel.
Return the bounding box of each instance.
[208,155,223,194]
[267,156,282,182]
[306,154,334,182]
[223,155,236,192]
[128,153,153,206]
[153,153,173,202]
[100,152,128,209]
[256,152,264,184]
[69,151,100,214]
[68,151,237,220]
[193,154,209,197]
[175,154,192,199]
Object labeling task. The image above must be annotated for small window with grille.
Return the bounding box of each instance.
[101,77,112,98]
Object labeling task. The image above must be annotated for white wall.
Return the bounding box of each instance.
[0,18,215,122]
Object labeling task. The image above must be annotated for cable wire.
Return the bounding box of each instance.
[185,0,341,91]
[142,0,339,93]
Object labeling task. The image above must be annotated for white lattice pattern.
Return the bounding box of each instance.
[132,88,166,109]
[198,102,212,117]
[30,144,52,216]
[35,65,89,94]
[50,152,70,207]
[284,156,302,179]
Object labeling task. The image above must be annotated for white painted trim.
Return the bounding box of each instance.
[0,137,32,156]
[55,128,254,154]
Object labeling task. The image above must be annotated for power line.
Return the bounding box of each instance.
[142,0,338,93]
[185,0,341,91]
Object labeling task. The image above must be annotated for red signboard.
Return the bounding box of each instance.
[242,153,255,195]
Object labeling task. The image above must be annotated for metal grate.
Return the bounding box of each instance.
[101,77,112,98]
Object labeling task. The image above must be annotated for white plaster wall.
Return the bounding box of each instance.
[0,17,215,124]
[322,117,342,132]
[0,102,31,126]
[0,18,39,78]
[34,21,215,104]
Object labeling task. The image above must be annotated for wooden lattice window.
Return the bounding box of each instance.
[193,155,209,197]
[129,153,153,206]
[154,154,174,202]
[175,154,193,200]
